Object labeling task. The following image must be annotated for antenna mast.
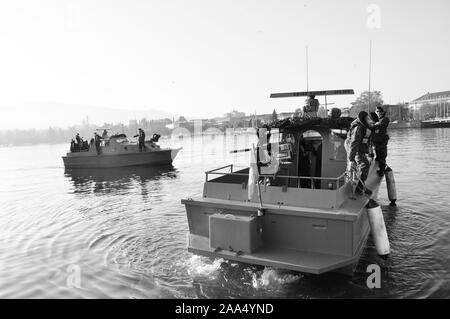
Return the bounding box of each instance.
[306,46,309,92]
[368,40,372,113]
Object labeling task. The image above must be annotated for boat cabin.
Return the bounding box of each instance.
[272,118,350,190]
[203,117,353,210]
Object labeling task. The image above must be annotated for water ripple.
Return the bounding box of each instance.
[0,130,449,298]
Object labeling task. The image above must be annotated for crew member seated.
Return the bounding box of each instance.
[82,140,89,151]
[73,133,87,152]
[303,94,319,118]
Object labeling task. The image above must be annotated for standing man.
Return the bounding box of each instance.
[75,133,82,145]
[372,106,390,176]
[134,128,146,152]
[94,132,102,155]
[345,111,373,196]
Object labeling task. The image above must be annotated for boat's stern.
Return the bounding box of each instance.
[182,161,382,275]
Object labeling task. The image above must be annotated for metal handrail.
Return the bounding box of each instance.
[205,164,234,174]
[205,165,347,189]
[70,148,90,153]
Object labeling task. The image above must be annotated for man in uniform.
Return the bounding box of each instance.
[134,128,146,152]
[345,111,373,196]
[372,106,390,176]
[94,132,102,155]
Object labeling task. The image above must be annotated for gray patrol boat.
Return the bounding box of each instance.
[63,133,181,169]
[182,89,387,275]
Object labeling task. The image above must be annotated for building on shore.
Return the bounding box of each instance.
[410,90,450,120]
[383,104,412,122]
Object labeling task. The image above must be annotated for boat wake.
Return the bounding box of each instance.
[186,255,225,279]
[250,267,302,289]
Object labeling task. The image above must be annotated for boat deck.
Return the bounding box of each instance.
[184,159,381,220]
[188,233,365,274]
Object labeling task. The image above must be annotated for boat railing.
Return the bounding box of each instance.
[205,165,347,190]
[70,148,90,153]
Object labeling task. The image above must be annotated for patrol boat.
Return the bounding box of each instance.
[63,133,181,169]
[182,89,388,275]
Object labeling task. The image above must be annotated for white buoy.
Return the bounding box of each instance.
[385,166,397,207]
[367,199,390,256]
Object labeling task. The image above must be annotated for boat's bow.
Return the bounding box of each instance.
[170,147,182,161]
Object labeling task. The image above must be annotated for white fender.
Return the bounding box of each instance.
[367,200,390,256]
[385,166,397,206]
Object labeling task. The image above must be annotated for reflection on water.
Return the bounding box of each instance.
[65,165,177,195]
[0,130,449,298]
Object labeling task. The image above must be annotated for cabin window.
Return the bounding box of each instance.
[298,130,322,189]
[329,132,347,161]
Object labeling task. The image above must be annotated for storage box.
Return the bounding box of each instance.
[209,214,262,253]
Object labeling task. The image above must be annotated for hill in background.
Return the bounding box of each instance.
[0,102,174,130]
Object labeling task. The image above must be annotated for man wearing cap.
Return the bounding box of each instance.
[372,106,390,176]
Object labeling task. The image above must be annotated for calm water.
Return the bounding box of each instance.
[0,129,449,299]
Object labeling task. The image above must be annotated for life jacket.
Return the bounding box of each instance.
[362,127,371,145]
[346,119,371,155]
[139,131,146,141]
[372,116,390,143]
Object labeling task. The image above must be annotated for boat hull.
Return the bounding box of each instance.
[183,199,371,275]
[421,120,450,128]
[62,148,181,169]
[182,160,382,275]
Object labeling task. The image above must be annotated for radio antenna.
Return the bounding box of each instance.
[306,46,309,92]
[368,40,372,113]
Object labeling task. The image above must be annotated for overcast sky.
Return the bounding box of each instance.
[0,0,449,125]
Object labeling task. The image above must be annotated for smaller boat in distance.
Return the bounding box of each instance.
[63,132,181,169]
